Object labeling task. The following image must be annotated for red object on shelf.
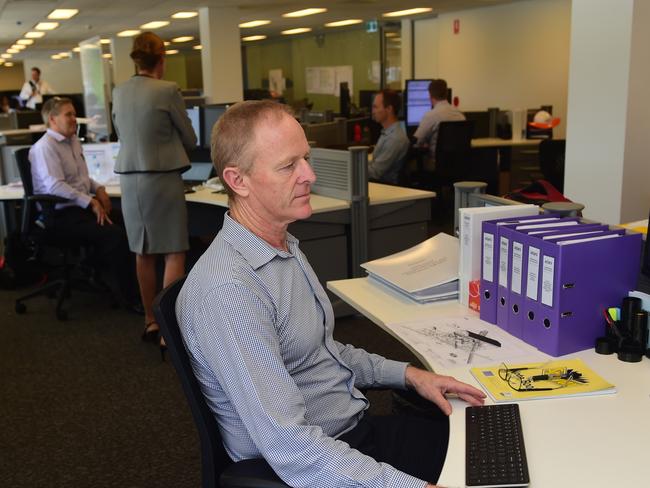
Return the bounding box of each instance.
[453,19,460,34]
[353,123,362,142]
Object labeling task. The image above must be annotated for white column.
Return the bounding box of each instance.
[110,36,134,87]
[199,6,243,104]
[564,0,650,223]
[400,19,413,88]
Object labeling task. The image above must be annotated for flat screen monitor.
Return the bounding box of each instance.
[15,111,44,129]
[83,142,120,185]
[186,106,201,146]
[202,104,231,148]
[405,79,432,127]
[182,162,213,182]
[358,90,376,111]
[42,93,86,118]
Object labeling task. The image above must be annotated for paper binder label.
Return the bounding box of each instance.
[541,255,555,307]
[498,236,509,288]
[482,233,494,282]
[511,242,524,294]
[526,246,540,300]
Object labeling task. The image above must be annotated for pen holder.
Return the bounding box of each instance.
[616,311,647,363]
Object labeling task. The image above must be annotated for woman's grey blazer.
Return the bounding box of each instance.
[112,75,197,173]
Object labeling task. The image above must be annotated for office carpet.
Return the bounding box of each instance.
[0,285,421,488]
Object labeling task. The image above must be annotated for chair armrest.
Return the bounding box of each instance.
[220,459,289,488]
[27,194,69,204]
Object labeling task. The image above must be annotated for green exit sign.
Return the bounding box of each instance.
[366,20,378,32]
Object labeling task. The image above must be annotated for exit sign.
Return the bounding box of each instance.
[366,20,378,33]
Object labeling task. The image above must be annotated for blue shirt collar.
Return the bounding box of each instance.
[220,212,299,270]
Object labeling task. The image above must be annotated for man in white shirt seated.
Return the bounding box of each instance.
[176,100,486,488]
[19,67,54,110]
[413,79,465,168]
[29,97,139,311]
[368,89,410,185]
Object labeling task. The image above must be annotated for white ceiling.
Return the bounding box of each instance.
[0,0,517,59]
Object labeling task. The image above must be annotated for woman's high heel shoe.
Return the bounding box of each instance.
[141,321,159,343]
[160,339,168,362]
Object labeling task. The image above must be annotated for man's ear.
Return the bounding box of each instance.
[222,165,249,197]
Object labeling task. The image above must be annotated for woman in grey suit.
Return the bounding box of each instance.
[112,32,197,356]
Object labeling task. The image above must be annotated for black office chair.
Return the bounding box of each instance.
[538,139,566,193]
[153,277,289,488]
[13,147,115,320]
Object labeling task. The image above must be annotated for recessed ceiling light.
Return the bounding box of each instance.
[283,8,327,18]
[59,52,71,58]
[325,19,363,28]
[140,21,170,29]
[281,28,312,35]
[7,49,19,54]
[171,11,198,19]
[51,54,62,60]
[100,38,111,44]
[48,9,79,20]
[25,31,46,38]
[166,49,179,54]
[164,41,170,46]
[1,54,13,59]
[242,35,267,42]
[73,47,81,52]
[35,22,59,30]
[11,44,26,50]
[117,30,141,37]
[17,39,34,45]
[383,8,433,18]
[239,20,271,28]
[193,45,202,50]
[172,36,193,43]
[102,53,112,59]
[5,62,14,67]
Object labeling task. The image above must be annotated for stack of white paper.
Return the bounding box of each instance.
[361,233,460,303]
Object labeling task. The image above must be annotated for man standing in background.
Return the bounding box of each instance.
[20,67,54,110]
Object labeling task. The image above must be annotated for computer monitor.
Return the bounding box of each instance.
[404,79,433,127]
[186,106,201,147]
[358,90,376,111]
[639,209,650,288]
[41,94,86,118]
[202,104,232,148]
[182,162,214,183]
[15,111,44,129]
[463,111,491,138]
[467,193,521,208]
[83,142,120,185]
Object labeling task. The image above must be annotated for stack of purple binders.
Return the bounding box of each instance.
[479,216,642,356]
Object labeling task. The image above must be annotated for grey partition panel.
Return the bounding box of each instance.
[1,145,31,185]
[310,147,353,200]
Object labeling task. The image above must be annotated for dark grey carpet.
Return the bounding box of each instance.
[0,284,420,488]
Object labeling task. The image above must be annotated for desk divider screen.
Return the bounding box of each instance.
[310,148,353,200]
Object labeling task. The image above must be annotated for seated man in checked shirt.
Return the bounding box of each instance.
[176,100,485,488]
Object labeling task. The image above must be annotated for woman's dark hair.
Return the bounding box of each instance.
[130,31,165,71]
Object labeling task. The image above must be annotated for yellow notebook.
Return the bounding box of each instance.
[470,358,616,402]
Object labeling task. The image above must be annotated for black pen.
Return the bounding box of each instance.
[466,330,502,348]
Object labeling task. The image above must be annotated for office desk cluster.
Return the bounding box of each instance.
[328,277,650,487]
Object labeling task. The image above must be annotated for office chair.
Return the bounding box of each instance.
[13,147,115,320]
[153,277,289,488]
[538,139,566,192]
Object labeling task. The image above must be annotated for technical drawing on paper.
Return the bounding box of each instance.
[388,315,533,369]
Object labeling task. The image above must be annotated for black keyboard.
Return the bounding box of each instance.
[466,404,530,487]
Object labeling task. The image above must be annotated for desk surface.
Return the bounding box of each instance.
[471,137,542,148]
[0,182,435,214]
[327,277,650,487]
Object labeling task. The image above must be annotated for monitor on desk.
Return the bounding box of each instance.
[463,111,491,138]
[202,104,232,148]
[186,106,201,147]
[83,142,120,185]
[181,162,213,183]
[404,79,432,128]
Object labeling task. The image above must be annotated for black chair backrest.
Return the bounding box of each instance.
[153,277,230,488]
[539,139,566,193]
[435,120,474,183]
[15,147,36,235]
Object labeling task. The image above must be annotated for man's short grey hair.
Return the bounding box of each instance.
[210,100,295,199]
[41,96,74,127]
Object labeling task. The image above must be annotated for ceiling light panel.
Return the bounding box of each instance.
[242,35,267,42]
[172,36,194,43]
[325,19,363,27]
[140,21,170,29]
[383,8,433,17]
[25,32,46,38]
[193,45,202,50]
[171,12,198,19]
[281,28,312,35]
[117,30,141,37]
[283,8,327,18]
[166,49,179,54]
[48,9,79,20]
[17,39,34,45]
[239,20,271,28]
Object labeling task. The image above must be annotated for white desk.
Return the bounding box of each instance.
[471,138,541,149]
[327,277,650,487]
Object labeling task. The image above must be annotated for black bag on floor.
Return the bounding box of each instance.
[1,233,43,289]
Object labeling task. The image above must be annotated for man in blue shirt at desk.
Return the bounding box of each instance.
[177,100,485,488]
[368,89,410,184]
